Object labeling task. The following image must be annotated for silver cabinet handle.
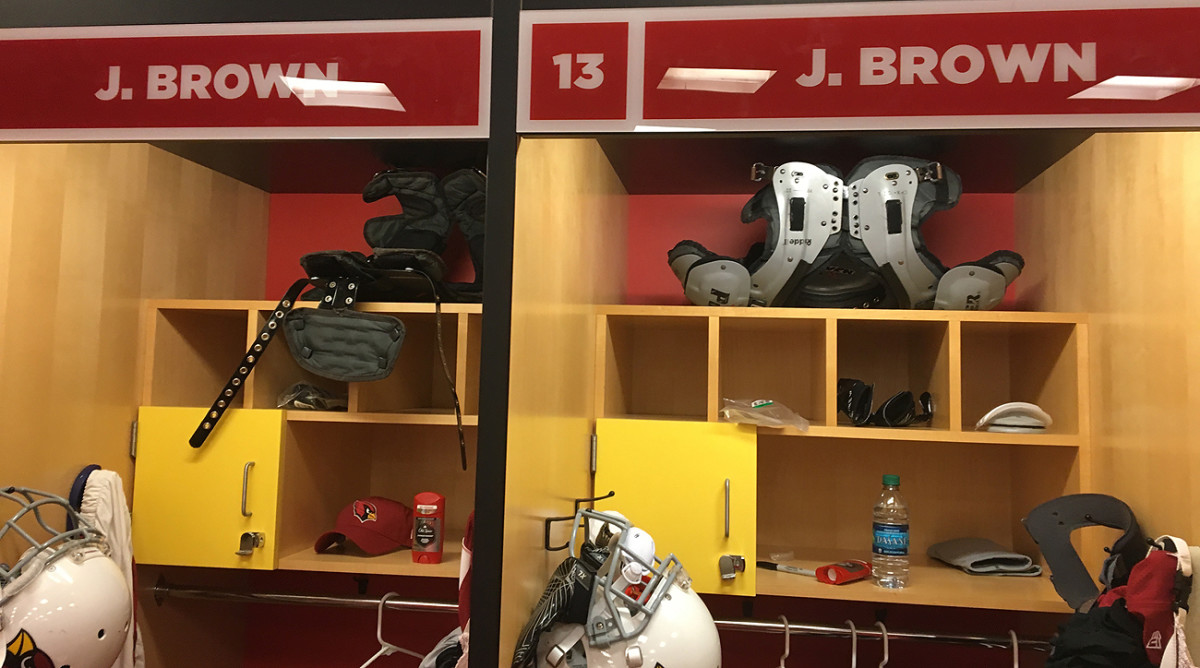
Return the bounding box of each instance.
[724,478,731,538]
[241,460,255,518]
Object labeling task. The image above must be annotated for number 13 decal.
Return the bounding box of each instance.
[552,53,605,90]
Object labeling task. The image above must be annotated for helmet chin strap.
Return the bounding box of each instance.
[541,625,588,667]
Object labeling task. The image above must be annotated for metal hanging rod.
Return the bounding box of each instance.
[151,579,458,615]
[151,580,1050,653]
[716,618,1051,652]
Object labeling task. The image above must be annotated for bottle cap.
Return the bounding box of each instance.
[882,474,900,486]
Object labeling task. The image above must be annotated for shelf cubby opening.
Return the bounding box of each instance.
[960,322,1080,435]
[836,319,951,430]
[718,317,827,427]
[275,421,476,578]
[756,436,1020,558]
[353,312,462,414]
[459,313,483,416]
[751,434,1081,612]
[149,308,253,408]
[1007,444,1083,565]
[600,314,709,419]
[249,309,348,413]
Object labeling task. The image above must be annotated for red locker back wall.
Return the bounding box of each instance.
[265,193,475,298]
[266,192,1017,306]
[625,193,1017,306]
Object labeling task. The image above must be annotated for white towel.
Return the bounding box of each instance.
[80,470,144,668]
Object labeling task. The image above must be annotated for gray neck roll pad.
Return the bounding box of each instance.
[1022,494,1147,611]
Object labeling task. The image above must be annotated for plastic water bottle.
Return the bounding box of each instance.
[872,474,910,589]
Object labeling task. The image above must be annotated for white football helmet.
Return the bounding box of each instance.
[1,487,132,668]
[537,509,721,668]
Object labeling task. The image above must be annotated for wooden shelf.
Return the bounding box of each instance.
[604,417,1078,447]
[773,425,1080,447]
[277,541,463,579]
[755,548,1068,613]
[146,298,482,315]
[595,303,1087,324]
[286,410,478,426]
[597,304,1087,447]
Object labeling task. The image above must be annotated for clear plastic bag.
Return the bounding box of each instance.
[719,398,810,431]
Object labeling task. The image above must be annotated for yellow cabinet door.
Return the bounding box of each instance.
[594,419,756,595]
[132,407,284,569]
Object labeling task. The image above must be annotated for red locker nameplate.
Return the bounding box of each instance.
[518,2,1200,131]
[0,20,490,140]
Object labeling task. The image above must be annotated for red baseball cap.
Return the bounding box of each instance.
[314,497,413,556]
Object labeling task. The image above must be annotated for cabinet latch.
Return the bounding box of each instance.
[719,554,746,580]
[236,531,265,556]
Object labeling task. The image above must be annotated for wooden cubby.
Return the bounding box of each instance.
[596,306,1085,444]
[147,306,257,408]
[500,134,1095,641]
[598,312,710,419]
[250,306,350,412]
[960,320,1082,435]
[588,304,1086,613]
[719,314,827,427]
[274,421,475,578]
[836,318,950,430]
[137,299,482,578]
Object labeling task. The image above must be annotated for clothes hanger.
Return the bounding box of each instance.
[359,592,426,667]
[875,621,889,668]
[1009,630,1019,668]
[846,620,858,668]
[778,615,790,667]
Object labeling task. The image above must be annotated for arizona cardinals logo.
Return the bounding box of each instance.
[5,629,57,668]
[353,500,378,523]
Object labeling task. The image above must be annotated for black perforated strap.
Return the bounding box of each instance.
[189,278,311,448]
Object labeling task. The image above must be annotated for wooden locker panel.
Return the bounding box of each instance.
[595,418,756,595]
[132,407,283,569]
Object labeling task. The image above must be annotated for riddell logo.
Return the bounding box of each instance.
[353,500,378,523]
[1147,630,1163,650]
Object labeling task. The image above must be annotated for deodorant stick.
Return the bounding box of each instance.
[412,492,445,564]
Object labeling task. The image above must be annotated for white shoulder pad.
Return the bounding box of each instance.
[750,162,843,306]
